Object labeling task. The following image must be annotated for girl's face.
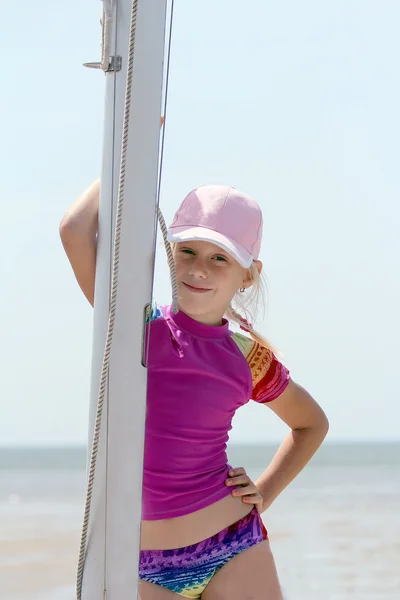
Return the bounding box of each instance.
[173,241,258,326]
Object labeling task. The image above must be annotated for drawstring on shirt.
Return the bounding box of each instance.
[163,309,184,358]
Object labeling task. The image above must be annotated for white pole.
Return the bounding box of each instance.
[83,1,167,598]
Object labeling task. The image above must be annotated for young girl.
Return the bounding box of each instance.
[60,178,329,600]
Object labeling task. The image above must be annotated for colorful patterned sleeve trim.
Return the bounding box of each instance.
[145,302,163,324]
[232,332,290,403]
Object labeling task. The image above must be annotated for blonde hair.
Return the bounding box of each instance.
[225,263,280,356]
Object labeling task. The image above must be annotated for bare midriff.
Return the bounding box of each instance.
[140,493,254,550]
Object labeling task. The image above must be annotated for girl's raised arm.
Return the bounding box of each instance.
[59,179,100,307]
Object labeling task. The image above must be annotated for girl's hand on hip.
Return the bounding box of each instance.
[225,467,264,514]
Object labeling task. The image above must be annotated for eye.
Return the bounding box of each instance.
[213,254,228,262]
[180,247,195,255]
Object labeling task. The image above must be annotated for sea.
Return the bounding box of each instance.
[0,442,399,600]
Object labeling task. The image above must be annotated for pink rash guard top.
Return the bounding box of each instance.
[142,304,290,520]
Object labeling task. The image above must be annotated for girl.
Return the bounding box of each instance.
[60,177,329,600]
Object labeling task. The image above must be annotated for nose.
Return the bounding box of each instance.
[188,255,208,279]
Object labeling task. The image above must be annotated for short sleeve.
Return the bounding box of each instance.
[232,332,290,403]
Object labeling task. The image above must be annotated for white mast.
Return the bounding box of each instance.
[80,1,167,598]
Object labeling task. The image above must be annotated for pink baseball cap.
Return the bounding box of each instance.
[167,185,263,268]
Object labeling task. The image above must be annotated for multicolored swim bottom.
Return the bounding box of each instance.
[139,507,268,599]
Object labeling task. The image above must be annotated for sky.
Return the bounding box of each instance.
[1,0,399,446]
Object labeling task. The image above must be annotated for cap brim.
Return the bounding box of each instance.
[167,226,253,268]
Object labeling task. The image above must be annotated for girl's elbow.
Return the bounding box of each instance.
[318,411,330,438]
[59,213,77,237]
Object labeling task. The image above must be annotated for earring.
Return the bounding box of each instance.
[239,287,245,293]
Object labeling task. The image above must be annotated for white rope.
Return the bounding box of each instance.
[157,207,178,313]
[155,0,178,313]
[76,1,176,598]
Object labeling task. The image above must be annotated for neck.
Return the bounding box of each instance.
[177,304,225,327]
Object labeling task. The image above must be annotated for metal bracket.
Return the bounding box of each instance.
[83,55,122,72]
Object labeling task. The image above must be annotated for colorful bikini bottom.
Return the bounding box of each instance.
[139,507,268,599]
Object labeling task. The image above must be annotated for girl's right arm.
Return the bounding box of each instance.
[59,179,100,307]
[60,118,165,306]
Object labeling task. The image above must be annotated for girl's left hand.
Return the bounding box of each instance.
[225,467,264,514]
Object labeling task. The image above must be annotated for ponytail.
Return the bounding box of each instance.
[225,304,281,356]
[224,263,282,357]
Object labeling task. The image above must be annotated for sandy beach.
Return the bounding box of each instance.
[1,446,399,600]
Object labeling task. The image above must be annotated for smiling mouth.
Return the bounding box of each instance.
[182,282,212,293]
